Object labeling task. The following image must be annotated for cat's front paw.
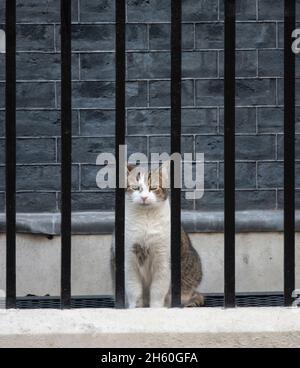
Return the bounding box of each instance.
[127,295,144,308]
[150,301,165,308]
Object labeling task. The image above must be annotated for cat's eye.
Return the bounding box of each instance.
[131,185,140,191]
[150,186,158,191]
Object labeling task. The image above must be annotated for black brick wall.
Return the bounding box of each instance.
[0,0,299,213]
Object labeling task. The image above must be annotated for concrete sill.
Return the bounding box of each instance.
[1,210,300,235]
[0,307,300,348]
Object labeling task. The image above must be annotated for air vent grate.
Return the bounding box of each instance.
[10,293,292,309]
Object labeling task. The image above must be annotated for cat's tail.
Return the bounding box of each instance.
[184,291,205,307]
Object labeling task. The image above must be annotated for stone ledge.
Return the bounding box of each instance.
[0,210,299,235]
[0,308,300,348]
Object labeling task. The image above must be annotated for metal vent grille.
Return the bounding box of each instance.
[204,293,285,307]
[10,293,294,309]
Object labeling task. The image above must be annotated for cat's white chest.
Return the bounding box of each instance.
[125,204,170,250]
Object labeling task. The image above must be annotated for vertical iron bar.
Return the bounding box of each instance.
[60,0,72,309]
[115,0,126,308]
[224,0,236,308]
[284,0,296,306]
[5,0,16,309]
[171,0,182,307]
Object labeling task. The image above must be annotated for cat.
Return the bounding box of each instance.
[111,163,204,308]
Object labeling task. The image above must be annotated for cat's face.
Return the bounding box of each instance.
[126,165,169,207]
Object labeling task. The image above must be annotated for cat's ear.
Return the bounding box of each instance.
[127,164,135,174]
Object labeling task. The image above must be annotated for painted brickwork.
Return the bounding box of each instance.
[0,0,299,213]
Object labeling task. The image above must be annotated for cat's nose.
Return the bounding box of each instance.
[141,195,148,203]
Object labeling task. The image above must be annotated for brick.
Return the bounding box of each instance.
[16,82,56,108]
[10,138,56,164]
[61,192,115,211]
[181,192,195,210]
[149,24,194,50]
[15,0,78,22]
[180,161,219,191]
[219,162,257,189]
[195,23,224,50]
[258,49,300,78]
[236,79,276,106]
[126,136,148,156]
[16,25,55,52]
[257,0,289,21]
[126,24,148,51]
[258,50,283,77]
[57,81,115,109]
[219,50,257,78]
[219,108,257,134]
[203,162,218,190]
[80,0,115,22]
[149,135,194,156]
[0,0,297,215]
[220,0,257,20]
[127,109,170,135]
[195,190,224,211]
[125,81,148,107]
[15,110,79,137]
[0,1,4,22]
[257,107,283,133]
[16,192,57,213]
[80,110,115,136]
[69,137,115,164]
[236,135,276,160]
[0,83,4,108]
[182,108,218,134]
[81,165,114,191]
[0,167,4,191]
[196,80,224,106]
[236,23,276,49]
[127,52,170,80]
[257,162,284,189]
[127,0,171,22]
[14,53,79,81]
[56,25,115,52]
[176,162,217,192]
[149,80,194,107]
[195,135,224,161]
[80,53,115,81]
[235,190,277,210]
[182,51,218,78]
[65,136,148,165]
[15,165,79,191]
[0,111,4,136]
[182,0,218,21]
[196,134,276,162]
[0,166,4,191]
[0,192,4,211]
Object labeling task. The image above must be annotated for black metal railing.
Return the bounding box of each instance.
[115,0,126,309]
[4,0,297,309]
[284,0,296,307]
[60,0,72,310]
[224,0,236,308]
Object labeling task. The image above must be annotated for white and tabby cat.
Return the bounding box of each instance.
[111,164,204,308]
